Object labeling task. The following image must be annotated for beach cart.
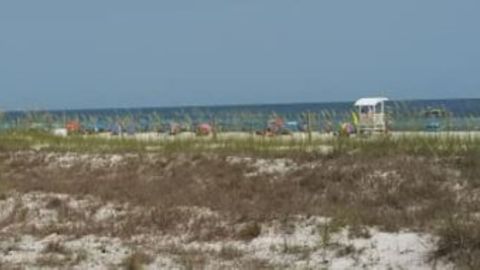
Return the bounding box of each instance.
[354,97,389,133]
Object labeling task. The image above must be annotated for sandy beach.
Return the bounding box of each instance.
[90,130,480,143]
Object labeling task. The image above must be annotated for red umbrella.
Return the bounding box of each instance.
[197,123,212,135]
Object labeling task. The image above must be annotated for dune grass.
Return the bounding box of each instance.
[1,129,480,268]
[1,129,480,158]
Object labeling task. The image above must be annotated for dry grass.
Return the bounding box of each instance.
[0,136,479,268]
[237,222,262,241]
[0,152,471,233]
[43,241,70,255]
[218,245,244,261]
[174,249,209,270]
[122,251,154,270]
[35,254,66,267]
[434,214,480,270]
[36,243,73,268]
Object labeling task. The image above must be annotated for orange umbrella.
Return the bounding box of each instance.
[66,121,81,133]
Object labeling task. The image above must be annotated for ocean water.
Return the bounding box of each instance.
[3,98,480,132]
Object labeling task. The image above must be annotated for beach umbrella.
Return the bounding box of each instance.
[66,121,81,133]
[197,123,212,135]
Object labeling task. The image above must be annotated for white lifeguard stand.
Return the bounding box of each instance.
[354,97,389,133]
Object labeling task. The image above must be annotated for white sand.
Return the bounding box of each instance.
[0,191,452,269]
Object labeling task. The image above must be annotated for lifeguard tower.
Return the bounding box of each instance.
[354,97,389,133]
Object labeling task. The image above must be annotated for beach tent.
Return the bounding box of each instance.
[354,97,388,133]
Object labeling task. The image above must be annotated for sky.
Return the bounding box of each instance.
[1,0,480,110]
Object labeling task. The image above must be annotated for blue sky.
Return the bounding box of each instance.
[1,0,479,110]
